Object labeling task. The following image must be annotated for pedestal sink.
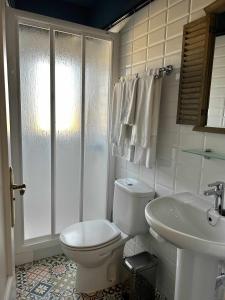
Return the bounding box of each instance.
[145,192,225,300]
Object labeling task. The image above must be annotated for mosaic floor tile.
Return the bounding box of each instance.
[16,254,126,300]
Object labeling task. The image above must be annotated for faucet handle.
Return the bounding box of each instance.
[208,181,225,189]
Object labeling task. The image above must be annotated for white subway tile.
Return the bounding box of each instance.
[204,133,225,153]
[155,183,174,197]
[179,131,204,149]
[168,0,189,23]
[127,160,140,175]
[120,29,133,44]
[157,143,177,161]
[155,184,173,197]
[190,9,205,21]
[120,42,132,56]
[150,0,168,17]
[161,84,179,106]
[146,58,164,69]
[156,159,176,189]
[160,99,178,117]
[200,159,225,193]
[159,116,180,132]
[150,11,167,31]
[133,49,147,64]
[133,35,148,52]
[134,6,149,25]
[166,35,183,55]
[120,54,132,68]
[119,67,131,77]
[169,0,183,6]
[164,52,182,68]
[167,16,188,38]
[132,62,146,74]
[139,165,155,187]
[148,42,164,60]
[148,27,166,45]
[191,0,215,12]
[158,130,179,147]
[120,17,134,33]
[115,166,127,180]
[133,21,148,39]
[175,153,202,193]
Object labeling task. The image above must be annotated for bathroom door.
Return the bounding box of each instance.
[6,7,118,262]
[0,1,16,299]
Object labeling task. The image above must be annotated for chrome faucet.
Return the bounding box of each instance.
[204,182,225,216]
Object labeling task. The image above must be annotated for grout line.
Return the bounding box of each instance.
[168,0,187,9]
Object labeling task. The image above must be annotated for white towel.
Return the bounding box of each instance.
[131,70,162,168]
[120,77,138,125]
[117,77,138,161]
[110,80,125,156]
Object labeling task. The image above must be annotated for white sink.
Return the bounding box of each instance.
[145,192,223,300]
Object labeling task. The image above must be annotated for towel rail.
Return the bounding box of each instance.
[119,65,173,81]
[154,65,173,79]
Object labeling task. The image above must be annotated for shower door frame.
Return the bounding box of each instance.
[6,7,118,261]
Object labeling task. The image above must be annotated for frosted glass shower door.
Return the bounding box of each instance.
[83,37,111,220]
[54,31,82,233]
[18,24,51,240]
[15,15,114,247]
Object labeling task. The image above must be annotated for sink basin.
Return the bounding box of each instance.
[145,192,223,300]
[145,192,225,258]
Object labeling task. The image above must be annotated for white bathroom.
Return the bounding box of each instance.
[0,0,225,299]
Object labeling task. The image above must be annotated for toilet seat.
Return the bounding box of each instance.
[60,219,121,251]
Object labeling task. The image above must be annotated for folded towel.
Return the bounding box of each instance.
[131,70,162,168]
[110,80,125,156]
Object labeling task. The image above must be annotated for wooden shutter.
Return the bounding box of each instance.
[176,15,215,125]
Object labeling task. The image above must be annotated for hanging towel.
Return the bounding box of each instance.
[131,70,162,168]
[110,80,125,156]
[120,77,138,125]
[117,77,138,161]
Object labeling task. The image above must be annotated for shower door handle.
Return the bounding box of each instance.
[12,184,26,195]
[9,167,26,227]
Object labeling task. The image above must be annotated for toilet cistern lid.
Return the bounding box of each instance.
[60,219,121,249]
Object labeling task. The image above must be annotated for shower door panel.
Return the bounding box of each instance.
[18,24,51,240]
[83,37,111,220]
[8,9,116,256]
[54,31,82,233]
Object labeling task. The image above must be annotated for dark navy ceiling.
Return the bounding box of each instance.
[9,0,153,30]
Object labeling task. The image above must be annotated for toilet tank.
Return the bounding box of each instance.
[113,178,155,236]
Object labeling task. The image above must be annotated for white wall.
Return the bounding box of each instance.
[117,0,224,298]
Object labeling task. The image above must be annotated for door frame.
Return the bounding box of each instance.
[0,1,16,299]
[6,7,119,263]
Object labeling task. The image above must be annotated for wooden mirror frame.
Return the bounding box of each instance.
[176,0,225,134]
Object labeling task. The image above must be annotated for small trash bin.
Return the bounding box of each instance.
[123,251,158,300]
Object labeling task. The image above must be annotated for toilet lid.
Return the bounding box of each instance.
[60,219,121,249]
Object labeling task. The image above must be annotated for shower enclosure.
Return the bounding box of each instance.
[6,8,118,260]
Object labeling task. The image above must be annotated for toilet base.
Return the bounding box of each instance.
[74,247,124,293]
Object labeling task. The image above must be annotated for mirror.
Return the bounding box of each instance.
[207,35,225,128]
[176,0,225,134]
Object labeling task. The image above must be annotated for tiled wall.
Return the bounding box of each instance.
[117,0,225,299]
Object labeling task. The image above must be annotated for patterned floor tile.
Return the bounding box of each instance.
[16,254,126,300]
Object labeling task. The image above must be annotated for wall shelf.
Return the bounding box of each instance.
[182,149,225,160]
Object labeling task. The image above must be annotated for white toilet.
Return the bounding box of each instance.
[59,178,155,293]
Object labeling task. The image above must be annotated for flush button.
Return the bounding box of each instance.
[127,183,133,186]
